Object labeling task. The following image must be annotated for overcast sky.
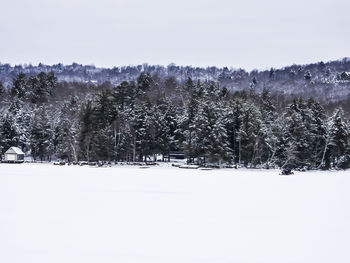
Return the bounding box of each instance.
[0,0,349,70]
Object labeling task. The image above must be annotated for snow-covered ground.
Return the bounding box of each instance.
[1,163,349,263]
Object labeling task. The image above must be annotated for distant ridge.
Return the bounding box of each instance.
[1,58,350,102]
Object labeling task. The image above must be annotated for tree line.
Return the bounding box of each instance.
[1,58,350,105]
[0,72,350,169]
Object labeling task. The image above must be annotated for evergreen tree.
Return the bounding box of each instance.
[204,100,231,164]
[257,90,279,166]
[225,99,243,165]
[0,113,20,155]
[10,73,27,100]
[93,90,117,160]
[238,102,261,167]
[113,81,136,110]
[136,73,154,100]
[78,101,96,161]
[29,106,53,161]
[27,72,56,104]
[130,103,152,162]
[158,101,179,160]
[180,81,203,162]
[55,96,80,162]
[328,108,349,168]
[307,99,327,168]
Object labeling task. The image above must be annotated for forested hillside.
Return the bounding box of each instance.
[1,58,350,102]
[0,69,350,169]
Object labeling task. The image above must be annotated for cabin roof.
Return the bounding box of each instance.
[5,147,24,155]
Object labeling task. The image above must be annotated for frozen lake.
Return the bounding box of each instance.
[1,164,350,263]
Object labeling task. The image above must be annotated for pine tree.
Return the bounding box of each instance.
[147,104,164,160]
[27,72,56,104]
[78,100,96,161]
[113,81,136,110]
[253,89,278,166]
[10,73,27,100]
[131,103,152,162]
[0,113,20,155]
[158,101,179,160]
[205,101,231,164]
[180,81,203,163]
[189,84,231,165]
[307,99,327,168]
[225,98,243,165]
[283,99,313,168]
[93,90,117,160]
[55,97,80,162]
[29,106,53,161]
[136,73,154,100]
[328,108,349,168]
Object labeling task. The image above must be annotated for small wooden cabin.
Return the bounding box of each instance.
[4,147,25,163]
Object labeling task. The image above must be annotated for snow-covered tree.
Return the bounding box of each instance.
[327,108,349,169]
[55,96,80,162]
[29,106,53,161]
[10,73,27,100]
[78,100,96,161]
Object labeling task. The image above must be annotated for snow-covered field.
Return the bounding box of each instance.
[1,164,350,263]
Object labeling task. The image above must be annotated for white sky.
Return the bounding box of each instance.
[0,0,349,70]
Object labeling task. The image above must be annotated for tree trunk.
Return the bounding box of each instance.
[318,138,329,169]
[132,132,136,162]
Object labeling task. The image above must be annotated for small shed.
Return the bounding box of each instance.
[4,147,25,163]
